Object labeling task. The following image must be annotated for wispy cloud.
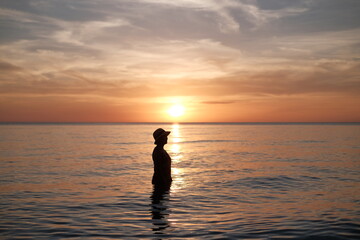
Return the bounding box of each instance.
[201,100,236,105]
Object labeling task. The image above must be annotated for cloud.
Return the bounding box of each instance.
[137,0,308,32]
[52,18,131,46]
[1,38,359,104]
[211,60,360,96]
[201,101,236,105]
[0,60,22,71]
[270,28,360,59]
[230,1,308,30]
[0,36,244,85]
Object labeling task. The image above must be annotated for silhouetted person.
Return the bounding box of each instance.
[152,128,172,187]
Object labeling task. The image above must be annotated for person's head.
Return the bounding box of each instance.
[153,128,170,146]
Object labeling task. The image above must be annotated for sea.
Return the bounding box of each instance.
[0,123,359,239]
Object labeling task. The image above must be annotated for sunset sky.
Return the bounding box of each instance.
[0,0,359,122]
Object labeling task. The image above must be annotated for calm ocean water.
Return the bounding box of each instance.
[0,123,359,239]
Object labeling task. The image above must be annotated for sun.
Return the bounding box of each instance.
[168,104,185,117]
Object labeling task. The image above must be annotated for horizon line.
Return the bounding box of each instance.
[1,121,359,125]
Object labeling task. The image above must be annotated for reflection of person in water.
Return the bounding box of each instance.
[152,128,172,186]
[150,128,172,233]
[150,185,171,233]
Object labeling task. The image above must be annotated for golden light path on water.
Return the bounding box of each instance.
[169,124,185,192]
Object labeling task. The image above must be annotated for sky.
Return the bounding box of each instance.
[0,0,359,122]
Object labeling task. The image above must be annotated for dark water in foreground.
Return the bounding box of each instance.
[0,123,359,239]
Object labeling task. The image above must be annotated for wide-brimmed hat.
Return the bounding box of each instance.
[153,128,170,144]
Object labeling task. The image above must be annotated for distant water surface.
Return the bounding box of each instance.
[0,123,359,239]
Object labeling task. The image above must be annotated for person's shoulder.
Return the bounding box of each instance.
[152,146,163,155]
[153,147,167,156]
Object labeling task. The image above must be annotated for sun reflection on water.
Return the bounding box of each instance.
[170,124,185,191]
[170,123,181,143]
[170,144,181,159]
